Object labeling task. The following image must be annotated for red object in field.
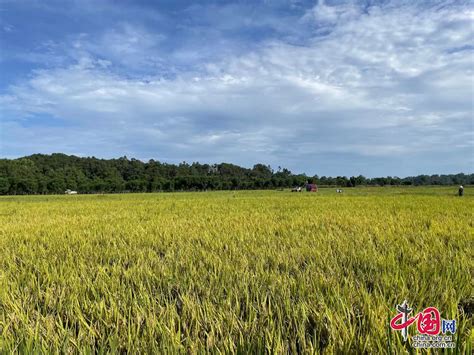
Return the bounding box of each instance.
[306,183,318,192]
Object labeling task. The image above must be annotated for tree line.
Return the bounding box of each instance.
[0,153,472,195]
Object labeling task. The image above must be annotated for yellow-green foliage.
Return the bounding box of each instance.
[0,187,473,353]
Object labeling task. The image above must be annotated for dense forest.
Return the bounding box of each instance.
[0,153,472,195]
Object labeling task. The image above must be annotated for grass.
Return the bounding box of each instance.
[0,187,473,353]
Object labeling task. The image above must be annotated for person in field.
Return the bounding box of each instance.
[458,185,464,196]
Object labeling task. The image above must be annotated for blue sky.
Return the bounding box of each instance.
[0,0,472,177]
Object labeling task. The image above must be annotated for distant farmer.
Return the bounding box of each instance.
[458,185,464,196]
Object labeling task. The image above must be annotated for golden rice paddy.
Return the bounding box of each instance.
[0,187,472,353]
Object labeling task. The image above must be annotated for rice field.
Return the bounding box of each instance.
[0,187,472,353]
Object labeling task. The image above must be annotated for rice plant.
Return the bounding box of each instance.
[0,187,472,353]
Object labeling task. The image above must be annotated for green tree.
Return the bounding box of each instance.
[0,177,10,194]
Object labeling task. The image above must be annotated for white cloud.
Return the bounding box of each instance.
[302,0,361,27]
